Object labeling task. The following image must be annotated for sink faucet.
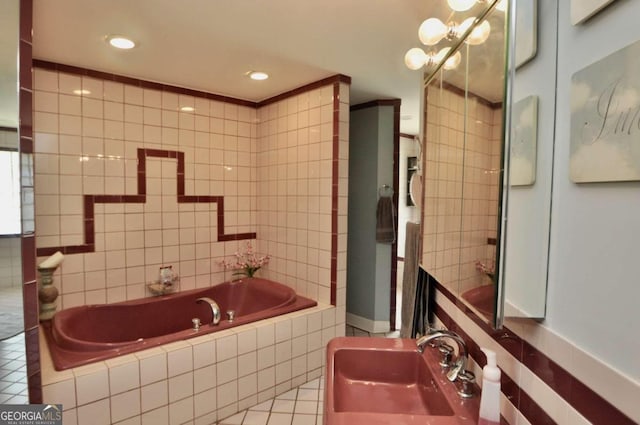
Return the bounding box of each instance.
[196,297,221,325]
[416,328,469,382]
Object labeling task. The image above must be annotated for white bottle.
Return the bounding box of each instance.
[478,347,501,425]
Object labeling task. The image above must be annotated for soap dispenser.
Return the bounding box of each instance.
[478,348,501,425]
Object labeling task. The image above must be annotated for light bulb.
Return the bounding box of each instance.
[447,0,477,12]
[444,51,462,70]
[495,0,507,12]
[434,47,451,63]
[467,20,491,45]
[418,18,448,45]
[458,17,476,36]
[404,47,428,70]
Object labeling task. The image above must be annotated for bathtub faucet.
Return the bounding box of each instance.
[196,297,221,325]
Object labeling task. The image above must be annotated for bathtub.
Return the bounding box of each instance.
[42,278,317,370]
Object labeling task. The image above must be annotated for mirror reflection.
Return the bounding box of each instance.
[418,2,507,326]
[0,0,28,404]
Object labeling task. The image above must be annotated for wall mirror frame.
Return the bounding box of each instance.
[417,0,555,329]
[419,0,510,329]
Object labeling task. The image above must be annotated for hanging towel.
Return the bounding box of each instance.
[400,222,421,338]
[376,195,396,243]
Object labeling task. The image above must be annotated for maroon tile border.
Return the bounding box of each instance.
[432,280,635,425]
[330,83,340,306]
[20,0,41,404]
[261,75,351,108]
[435,80,503,110]
[35,148,256,257]
[33,60,257,108]
[33,59,351,110]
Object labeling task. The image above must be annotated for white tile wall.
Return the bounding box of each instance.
[36,71,349,425]
[421,87,501,296]
[34,71,349,319]
[33,68,259,307]
[255,84,344,307]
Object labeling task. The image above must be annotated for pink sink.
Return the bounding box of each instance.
[325,337,480,425]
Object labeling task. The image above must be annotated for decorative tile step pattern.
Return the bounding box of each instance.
[36,148,256,257]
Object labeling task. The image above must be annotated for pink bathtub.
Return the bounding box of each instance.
[42,278,317,370]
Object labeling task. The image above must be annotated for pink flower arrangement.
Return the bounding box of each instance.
[220,241,271,278]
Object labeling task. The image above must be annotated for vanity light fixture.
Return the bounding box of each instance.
[447,0,506,12]
[447,0,478,12]
[248,71,269,81]
[106,35,136,50]
[405,0,496,71]
[180,106,195,112]
[72,89,91,96]
[404,47,462,71]
[459,18,491,45]
[417,17,490,47]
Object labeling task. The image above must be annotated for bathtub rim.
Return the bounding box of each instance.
[50,278,300,351]
[43,279,318,371]
[40,302,335,386]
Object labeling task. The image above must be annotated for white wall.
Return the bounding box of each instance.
[546,0,640,381]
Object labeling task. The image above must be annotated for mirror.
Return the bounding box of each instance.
[502,0,557,319]
[419,1,508,327]
[418,0,557,327]
[0,0,28,403]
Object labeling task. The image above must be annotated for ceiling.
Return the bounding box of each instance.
[27,0,505,135]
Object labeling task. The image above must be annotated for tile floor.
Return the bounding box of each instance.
[217,377,324,425]
[0,333,28,404]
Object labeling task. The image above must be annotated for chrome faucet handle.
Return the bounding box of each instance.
[446,357,466,382]
[456,370,475,398]
[226,310,236,322]
[192,318,201,331]
[437,343,454,368]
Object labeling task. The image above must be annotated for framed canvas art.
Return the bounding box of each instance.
[510,96,538,186]
[571,0,617,25]
[515,0,537,68]
[570,40,640,183]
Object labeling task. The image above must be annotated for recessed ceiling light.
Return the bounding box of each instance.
[180,106,195,112]
[107,35,136,50]
[248,71,269,81]
[73,89,91,96]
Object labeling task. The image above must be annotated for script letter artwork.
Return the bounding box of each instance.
[570,39,640,183]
